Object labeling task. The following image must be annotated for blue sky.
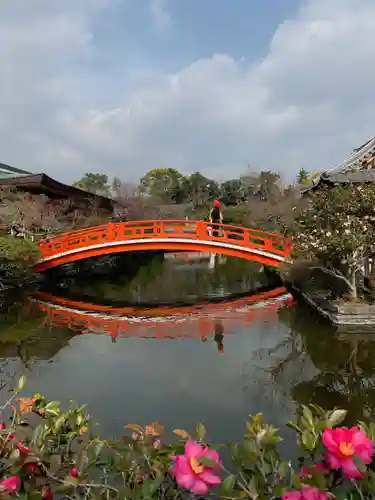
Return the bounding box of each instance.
[0,0,375,183]
[92,0,300,71]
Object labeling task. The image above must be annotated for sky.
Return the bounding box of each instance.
[1,0,375,184]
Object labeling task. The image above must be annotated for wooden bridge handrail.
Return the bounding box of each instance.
[38,219,289,243]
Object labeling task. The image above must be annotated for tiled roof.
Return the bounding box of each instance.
[0,162,32,176]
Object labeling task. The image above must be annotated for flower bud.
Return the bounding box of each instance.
[70,467,79,478]
[25,463,39,474]
[17,442,33,454]
[42,486,53,500]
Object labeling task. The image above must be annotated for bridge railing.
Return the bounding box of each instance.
[37,220,292,260]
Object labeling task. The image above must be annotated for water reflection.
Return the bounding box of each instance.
[1,254,375,445]
[31,287,291,341]
[257,304,375,425]
[48,253,275,305]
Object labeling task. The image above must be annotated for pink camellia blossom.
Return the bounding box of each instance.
[0,476,21,494]
[283,487,329,500]
[322,427,374,479]
[170,440,221,494]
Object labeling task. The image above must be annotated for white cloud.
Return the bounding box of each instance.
[0,0,375,183]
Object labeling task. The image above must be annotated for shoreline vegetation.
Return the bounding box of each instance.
[1,376,375,499]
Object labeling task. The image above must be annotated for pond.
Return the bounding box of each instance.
[0,252,374,450]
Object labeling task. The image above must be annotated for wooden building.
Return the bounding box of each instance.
[0,164,115,213]
[301,136,375,194]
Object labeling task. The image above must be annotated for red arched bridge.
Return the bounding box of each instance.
[34,220,292,272]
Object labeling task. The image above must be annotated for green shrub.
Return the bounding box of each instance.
[0,237,40,265]
[0,237,41,278]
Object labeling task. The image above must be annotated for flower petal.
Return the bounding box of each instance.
[340,458,363,480]
[325,452,342,470]
[300,487,325,500]
[199,470,221,485]
[190,479,209,495]
[356,444,374,464]
[0,476,21,493]
[282,491,301,500]
[322,429,338,453]
[185,440,204,460]
[175,471,195,490]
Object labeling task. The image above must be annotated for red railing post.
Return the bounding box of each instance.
[196,221,207,239]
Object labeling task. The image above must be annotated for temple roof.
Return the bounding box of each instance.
[0,173,115,211]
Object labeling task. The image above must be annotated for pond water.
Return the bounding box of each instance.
[0,253,374,450]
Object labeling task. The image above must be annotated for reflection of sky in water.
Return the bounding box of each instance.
[3,297,375,460]
[2,314,298,447]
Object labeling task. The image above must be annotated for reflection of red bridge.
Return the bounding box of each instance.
[34,220,292,272]
[32,287,293,340]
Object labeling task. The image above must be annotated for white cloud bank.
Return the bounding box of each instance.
[0,0,375,183]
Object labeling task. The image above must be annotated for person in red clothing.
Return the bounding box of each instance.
[209,200,223,237]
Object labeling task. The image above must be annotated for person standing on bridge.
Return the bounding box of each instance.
[209,200,223,237]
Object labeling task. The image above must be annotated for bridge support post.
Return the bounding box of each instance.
[196,221,207,239]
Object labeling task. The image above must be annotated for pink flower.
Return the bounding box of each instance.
[322,427,374,479]
[0,476,21,494]
[299,463,328,478]
[283,487,328,500]
[170,440,221,494]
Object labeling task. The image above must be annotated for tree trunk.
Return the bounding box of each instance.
[346,266,357,300]
[311,265,357,300]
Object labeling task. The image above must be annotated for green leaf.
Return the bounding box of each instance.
[301,430,316,451]
[278,461,289,481]
[141,479,161,498]
[221,474,236,494]
[302,406,314,427]
[196,423,206,441]
[94,441,104,459]
[328,409,347,427]
[45,401,60,410]
[16,375,26,393]
[199,456,218,468]
[64,475,79,486]
[54,415,66,433]
[353,455,366,474]
[286,422,301,433]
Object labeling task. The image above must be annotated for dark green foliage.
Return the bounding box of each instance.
[0,236,41,278]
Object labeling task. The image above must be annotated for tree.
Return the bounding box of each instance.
[139,168,185,204]
[73,173,110,197]
[184,172,219,207]
[297,168,309,184]
[253,170,281,202]
[291,183,375,299]
[220,179,247,206]
[112,177,137,200]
